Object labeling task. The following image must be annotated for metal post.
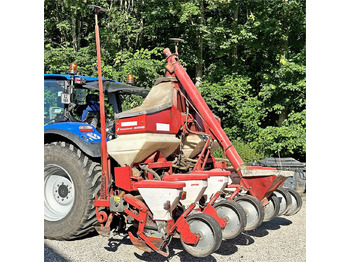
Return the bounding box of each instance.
[92,5,109,199]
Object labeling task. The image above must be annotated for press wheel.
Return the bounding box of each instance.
[274,187,292,215]
[284,188,303,216]
[213,200,247,240]
[233,195,264,231]
[263,195,280,222]
[180,213,222,257]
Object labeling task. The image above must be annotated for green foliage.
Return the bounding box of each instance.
[259,52,306,127]
[44,0,306,161]
[120,94,144,111]
[253,110,306,158]
[111,47,164,88]
[199,74,265,142]
[213,140,266,165]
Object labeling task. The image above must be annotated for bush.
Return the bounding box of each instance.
[212,140,267,165]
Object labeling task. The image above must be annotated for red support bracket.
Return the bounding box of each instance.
[227,186,242,201]
[201,192,227,228]
[169,203,199,245]
[193,138,211,171]
[202,204,227,228]
[173,215,200,244]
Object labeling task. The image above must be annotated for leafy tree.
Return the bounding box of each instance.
[199,73,265,142]
[44,0,306,161]
[253,109,306,159]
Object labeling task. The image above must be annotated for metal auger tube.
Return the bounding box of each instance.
[163,48,246,173]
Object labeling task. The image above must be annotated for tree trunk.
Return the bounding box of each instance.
[276,0,290,127]
[281,0,289,60]
[195,0,205,88]
[72,11,77,51]
[195,33,203,87]
[232,2,239,65]
[276,106,289,127]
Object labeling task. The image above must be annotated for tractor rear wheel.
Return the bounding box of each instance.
[44,142,101,240]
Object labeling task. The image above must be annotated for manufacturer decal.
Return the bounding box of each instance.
[156,123,170,131]
[121,121,137,127]
[86,133,101,140]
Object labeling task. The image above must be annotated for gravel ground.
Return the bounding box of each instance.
[44,197,306,262]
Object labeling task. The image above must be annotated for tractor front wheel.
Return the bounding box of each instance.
[44,142,101,240]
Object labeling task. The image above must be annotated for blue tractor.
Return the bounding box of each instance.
[44,71,147,240]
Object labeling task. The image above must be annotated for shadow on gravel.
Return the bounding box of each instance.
[104,227,137,252]
[114,235,217,261]
[213,232,253,256]
[169,238,217,261]
[105,233,134,252]
[103,216,290,260]
[175,251,217,262]
[230,233,255,246]
[215,240,238,255]
[44,244,70,262]
[245,217,292,238]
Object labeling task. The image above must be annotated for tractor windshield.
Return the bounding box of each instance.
[44,79,66,124]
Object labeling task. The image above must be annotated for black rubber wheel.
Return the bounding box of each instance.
[44,142,101,240]
[213,200,246,240]
[233,195,265,231]
[263,195,280,222]
[274,187,292,215]
[284,188,303,216]
[180,213,222,257]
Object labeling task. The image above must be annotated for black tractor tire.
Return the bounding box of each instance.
[213,200,247,240]
[233,194,265,231]
[180,213,222,257]
[284,188,303,216]
[44,142,101,240]
[263,195,280,222]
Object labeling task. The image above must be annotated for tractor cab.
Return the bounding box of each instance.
[44,73,148,139]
